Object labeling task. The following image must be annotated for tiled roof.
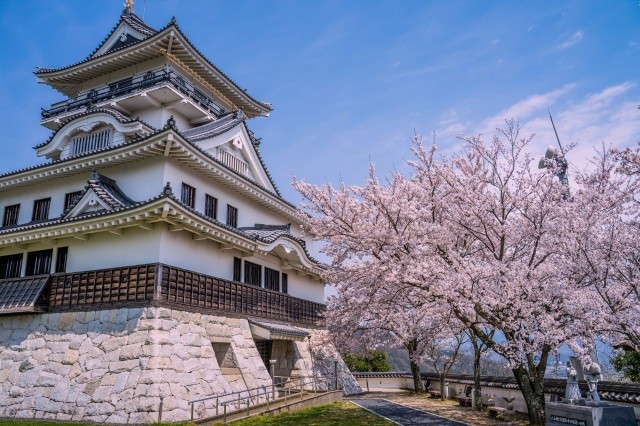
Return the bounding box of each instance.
[35,17,271,114]
[0,275,50,314]
[181,112,243,142]
[239,224,294,243]
[248,318,309,337]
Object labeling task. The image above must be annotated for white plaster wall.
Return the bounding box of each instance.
[0,157,165,226]
[163,158,292,229]
[158,225,239,280]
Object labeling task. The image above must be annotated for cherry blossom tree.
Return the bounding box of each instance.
[294,121,628,424]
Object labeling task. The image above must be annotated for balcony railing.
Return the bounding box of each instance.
[44,263,325,325]
[216,148,249,176]
[41,69,226,120]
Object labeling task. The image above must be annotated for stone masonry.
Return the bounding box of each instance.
[0,307,360,423]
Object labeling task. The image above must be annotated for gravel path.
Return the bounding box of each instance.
[350,398,470,426]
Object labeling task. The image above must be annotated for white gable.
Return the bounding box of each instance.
[64,189,113,219]
[190,123,277,193]
[92,21,148,58]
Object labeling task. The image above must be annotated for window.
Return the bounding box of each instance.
[2,204,20,227]
[69,129,112,156]
[181,183,196,208]
[64,191,82,211]
[55,247,68,273]
[205,194,218,220]
[265,267,279,291]
[32,198,51,222]
[0,254,23,279]
[227,204,238,228]
[255,340,273,370]
[282,273,288,294]
[243,261,261,287]
[233,257,242,282]
[26,249,53,276]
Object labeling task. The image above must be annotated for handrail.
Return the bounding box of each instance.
[41,68,225,120]
[187,375,333,422]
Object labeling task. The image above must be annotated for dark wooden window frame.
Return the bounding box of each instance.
[181,183,196,208]
[32,198,51,222]
[26,249,53,276]
[243,260,261,287]
[233,257,242,282]
[55,247,69,273]
[226,204,238,228]
[205,194,218,220]
[0,253,23,279]
[2,204,20,227]
[64,191,83,211]
[264,267,280,291]
[282,273,288,294]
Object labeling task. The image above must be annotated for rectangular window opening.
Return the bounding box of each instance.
[243,261,261,287]
[32,198,51,222]
[265,267,279,291]
[233,257,242,282]
[205,194,218,220]
[0,254,23,279]
[2,204,20,227]
[226,204,238,228]
[26,249,53,276]
[64,191,82,211]
[282,273,288,294]
[181,183,196,208]
[55,247,69,273]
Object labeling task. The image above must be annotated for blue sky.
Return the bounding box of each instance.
[1,1,639,202]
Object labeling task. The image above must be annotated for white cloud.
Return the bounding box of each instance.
[558,31,584,49]
[481,84,575,133]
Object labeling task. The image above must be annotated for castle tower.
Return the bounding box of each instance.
[0,8,360,423]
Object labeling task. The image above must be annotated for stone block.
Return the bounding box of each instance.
[99,336,127,353]
[58,313,76,330]
[91,386,113,403]
[109,360,139,373]
[62,350,79,365]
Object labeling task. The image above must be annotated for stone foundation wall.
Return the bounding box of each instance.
[0,307,360,423]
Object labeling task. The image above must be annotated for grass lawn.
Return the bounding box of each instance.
[231,401,393,425]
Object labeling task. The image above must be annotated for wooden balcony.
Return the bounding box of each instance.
[44,263,325,326]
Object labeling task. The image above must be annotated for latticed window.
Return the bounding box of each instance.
[32,198,51,222]
[255,340,273,370]
[282,273,288,294]
[64,191,82,211]
[233,257,242,281]
[0,254,22,279]
[2,204,20,227]
[205,194,217,219]
[69,129,112,156]
[243,261,261,287]
[264,267,279,291]
[181,183,196,208]
[227,205,238,228]
[55,247,68,273]
[26,249,53,276]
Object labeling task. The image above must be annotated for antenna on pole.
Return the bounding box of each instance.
[548,110,564,154]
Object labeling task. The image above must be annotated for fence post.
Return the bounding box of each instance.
[158,395,164,423]
[216,397,219,416]
[190,402,194,421]
[223,404,227,424]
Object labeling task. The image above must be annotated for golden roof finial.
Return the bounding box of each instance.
[124,0,134,12]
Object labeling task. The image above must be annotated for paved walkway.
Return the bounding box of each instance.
[350,398,469,426]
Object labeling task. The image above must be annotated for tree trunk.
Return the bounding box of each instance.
[439,372,446,400]
[511,350,550,425]
[407,339,424,393]
[473,345,482,410]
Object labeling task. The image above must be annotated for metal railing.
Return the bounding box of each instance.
[187,375,334,423]
[41,68,225,120]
